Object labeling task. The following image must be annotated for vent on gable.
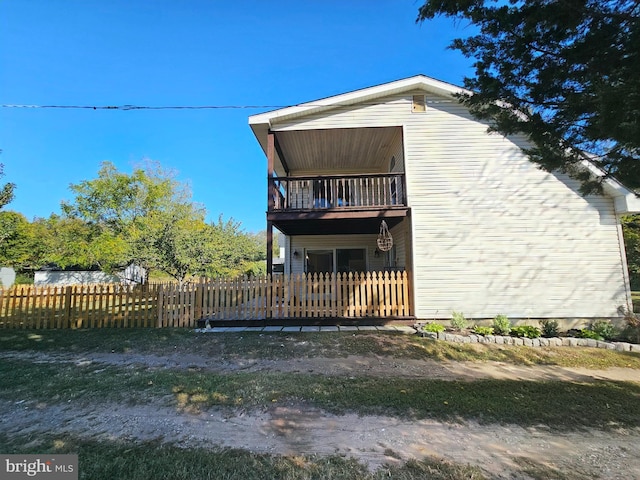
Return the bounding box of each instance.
[412,95,426,113]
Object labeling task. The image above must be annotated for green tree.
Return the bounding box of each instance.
[0,164,16,209]
[205,217,266,278]
[417,0,640,193]
[0,211,35,270]
[63,161,192,278]
[63,161,263,283]
[131,202,213,284]
[40,215,128,273]
[62,160,180,234]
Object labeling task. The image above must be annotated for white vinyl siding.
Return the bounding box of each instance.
[272,96,412,131]
[389,221,408,270]
[401,101,628,319]
[272,91,630,319]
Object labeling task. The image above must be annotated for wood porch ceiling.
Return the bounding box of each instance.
[274,126,401,174]
[269,208,409,235]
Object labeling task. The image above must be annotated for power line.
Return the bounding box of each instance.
[0,104,288,110]
[0,99,453,111]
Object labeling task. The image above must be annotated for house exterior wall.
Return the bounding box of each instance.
[270,91,631,319]
[403,99,629,319]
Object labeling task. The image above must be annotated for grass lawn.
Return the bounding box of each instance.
[0,434,486,480]
[2,328,640,369]
[1,357,638,430]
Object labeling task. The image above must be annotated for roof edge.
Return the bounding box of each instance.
[581,160,640,214]
[248,74,469,127]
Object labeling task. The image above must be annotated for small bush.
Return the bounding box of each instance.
[577,329,603,341]
[421,322,445,333]
[450,311,468,331]
[539,319,560,338]
[510,325,541,339]
[622,311,640,344]
[473,325,494,336]
[590,319,617,341]
[492,314,511,335]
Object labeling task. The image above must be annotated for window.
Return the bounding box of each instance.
[306,250,333,273]
[305,248,367,273]
[337,248,366,273]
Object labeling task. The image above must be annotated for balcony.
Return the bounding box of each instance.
[268,173,410,235]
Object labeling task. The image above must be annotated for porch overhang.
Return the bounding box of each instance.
[268,207,410,235]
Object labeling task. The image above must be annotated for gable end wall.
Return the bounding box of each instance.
[271,92,630,319]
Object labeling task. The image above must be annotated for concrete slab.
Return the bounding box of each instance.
[338,326,358,331]
[301,326,320,332]
[357,326,378,331]
[262,326,283,332]
[376,326,397,332]
[320,326,340,332]
[281,326,301,332]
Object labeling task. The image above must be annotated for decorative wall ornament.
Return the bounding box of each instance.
[376,220,393,252]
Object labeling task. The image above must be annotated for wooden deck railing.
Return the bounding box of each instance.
[270,173,406,211]
[0,271,412,329]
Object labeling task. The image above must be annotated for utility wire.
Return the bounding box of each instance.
[1,99,453,111]
[0,104,288,110]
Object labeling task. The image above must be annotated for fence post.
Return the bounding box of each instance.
[194,278,204,323]
[156,284,164,328]
[62,286,73,328]
[266,274,272,321]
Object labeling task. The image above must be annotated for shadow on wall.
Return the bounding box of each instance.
[411,144,628,318]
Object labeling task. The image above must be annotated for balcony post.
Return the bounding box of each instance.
[267,132,275,275]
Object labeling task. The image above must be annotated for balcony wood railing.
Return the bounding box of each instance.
[269,173,406,211]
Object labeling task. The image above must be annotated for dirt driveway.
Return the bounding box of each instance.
[2,349,640,479]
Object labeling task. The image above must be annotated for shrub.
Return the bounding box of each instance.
[577,329,602,340]
[473,325,494,336]
[492,315,511,335]
[450,311,468,331]
[590,319,617,341]
[539,319,560,338]
[510,325,541,338]
[421,322,445,333]
[622,310,640,344]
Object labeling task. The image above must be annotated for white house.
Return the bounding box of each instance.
[249,75,640,321]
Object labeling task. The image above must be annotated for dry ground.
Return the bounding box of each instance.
[2,348,640,479]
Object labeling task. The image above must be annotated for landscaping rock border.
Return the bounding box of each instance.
[419,330,640,352]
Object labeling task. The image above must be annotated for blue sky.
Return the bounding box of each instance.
[0,0,474,233]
